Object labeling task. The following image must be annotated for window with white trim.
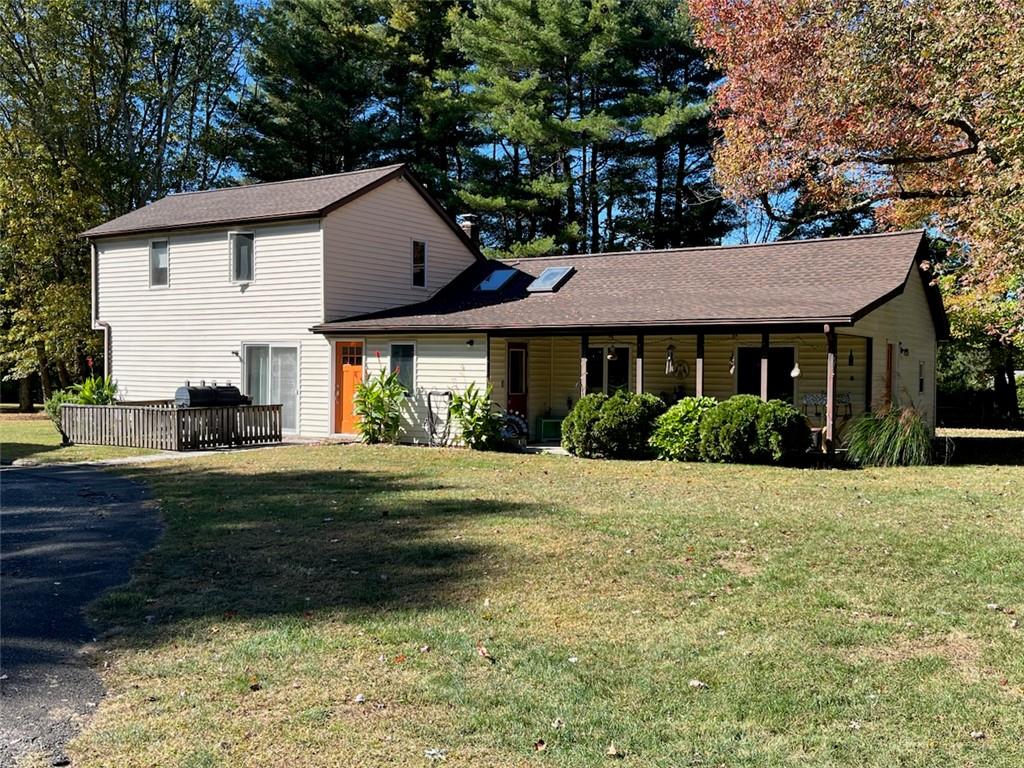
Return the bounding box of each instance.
[150,240,169,287]
[390,343,415,394]
[412,240,427,287]
[244,345,298,431]
[231,232,254,282]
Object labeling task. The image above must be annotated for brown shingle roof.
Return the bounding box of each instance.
[83,164,407,238]
[313,230,947,335]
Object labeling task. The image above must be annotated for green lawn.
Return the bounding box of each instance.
[65,444,1023,767]
[0,414,156,464]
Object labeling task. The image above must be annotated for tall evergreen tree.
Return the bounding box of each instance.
[450,0,734,256]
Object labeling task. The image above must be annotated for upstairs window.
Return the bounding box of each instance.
[230,232,254,283]
[412,240,427,288]
[150,239,169,287]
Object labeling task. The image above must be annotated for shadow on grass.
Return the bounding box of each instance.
[935,435,1024,465]
[91,462,539,643]
[0,441,63,465]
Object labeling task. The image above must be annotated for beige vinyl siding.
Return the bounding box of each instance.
[95,219,332,435]
[488,333,870,439]
[364,334,488,444]
[322,176,477,319]
[843,266,938,427]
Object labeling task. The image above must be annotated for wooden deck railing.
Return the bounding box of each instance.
[61,403,282,451]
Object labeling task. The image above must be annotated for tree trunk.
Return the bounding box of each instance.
[36,343,53,400]
[993,348,1020,424]
[18,376,33,412]
[57,359,72,389]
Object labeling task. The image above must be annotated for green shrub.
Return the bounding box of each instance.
[71,374,118,404]
[698,395,810,464]
[561,393,607,457]
[843,406,932,466]
[44,390,79,444]
[562,391,666,459]
[698,394,763,463]
[650,396,718,461]
[353,368,406,444]
[756,398,812,462]
[449,382,504,450]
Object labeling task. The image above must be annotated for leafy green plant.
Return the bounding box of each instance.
[843,406,933,466]
[650,396,718,461]
[70,374,118,404]
[562,391,666,459]
[44,390,79,445]
[449,382,504,450]
[698,395,810,464]
[353,368,406,444]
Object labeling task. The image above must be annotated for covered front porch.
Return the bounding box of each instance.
[488,327,870,451]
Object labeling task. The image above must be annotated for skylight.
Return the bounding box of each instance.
[476,268,516,291]
[526,266,575,293]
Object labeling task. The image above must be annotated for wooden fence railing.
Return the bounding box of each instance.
[61,403,283,451]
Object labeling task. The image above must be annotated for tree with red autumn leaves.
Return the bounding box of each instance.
[690,0,1024,414]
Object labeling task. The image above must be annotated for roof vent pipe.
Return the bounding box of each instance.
[459,214,479,247]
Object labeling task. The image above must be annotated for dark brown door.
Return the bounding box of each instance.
[507,343,528,416]
[884,343,894,407]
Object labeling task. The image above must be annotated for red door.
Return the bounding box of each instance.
[507,343,527,416]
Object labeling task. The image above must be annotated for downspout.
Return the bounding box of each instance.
[90,240,111,376]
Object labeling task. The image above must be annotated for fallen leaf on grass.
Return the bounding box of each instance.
[552,717,565,729]
[971,730,985,740]
[393,654,406,664]
[606,742,625,759]
[534,739,546,752]
[688,679,708,689]
[477,641,496,663]
[424,748,447,761]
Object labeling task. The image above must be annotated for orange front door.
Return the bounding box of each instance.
[335,342,363,434]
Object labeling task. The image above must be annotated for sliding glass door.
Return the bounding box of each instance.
[244,345,298,431]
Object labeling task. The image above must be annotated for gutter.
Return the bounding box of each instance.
[90,241,111,374]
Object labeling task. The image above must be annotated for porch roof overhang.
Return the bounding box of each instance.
[312,230,948,338]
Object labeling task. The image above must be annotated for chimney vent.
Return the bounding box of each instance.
[458,214,479,247]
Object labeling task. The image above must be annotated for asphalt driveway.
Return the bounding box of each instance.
[1,465,161,766]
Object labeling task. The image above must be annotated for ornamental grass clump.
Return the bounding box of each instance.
[843,406,932,467]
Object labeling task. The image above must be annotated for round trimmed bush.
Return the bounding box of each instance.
[562,391,666,459]
[561,393,608,457]
[698,395,810,464]
[650,396,718,461]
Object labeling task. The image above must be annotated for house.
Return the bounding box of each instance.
[85,165,947,450]
[83,164,482,436]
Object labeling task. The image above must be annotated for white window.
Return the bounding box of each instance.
[150,239,169,287]
[230,232,255,283]
[412,240,427,288]
[244,344,298,431]
[390,343,415,394]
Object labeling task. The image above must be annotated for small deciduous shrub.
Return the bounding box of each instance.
[44,390,79,444]
[843,406,932,466]
[449,382,504,450]
[71,374,118,405]
[562,391,666,459]
[354,368,406,444]
[650,396,718,461]
[698,395,810,464]
[561,393,607,457]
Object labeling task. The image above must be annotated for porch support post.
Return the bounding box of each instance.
[695,333,705,397]
[635,334,644,393]
[825,325,838,455]
[580,334,589,397]
[759,332,770,401]
[864,337,873,413]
